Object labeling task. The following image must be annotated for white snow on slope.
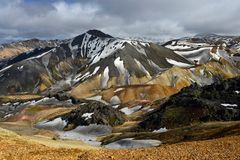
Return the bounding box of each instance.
[68,38,78,59]
[105,138,161,149]
[0,65,13,73]
[114,88,124,93]
[83,33,126,65]
[120,105,142,115]
[134,59,151,76]
[165,45,191,50]
[131,42,147,56]
[0,47,55,73]
[147,59,166,72]
[36,117,67,130]
[36,119,112,146]
[17,65,24,70]
[210,51,221,61]
[114,57,125,74]
[174,47,211,56]
[27,48,56,60]
[166,58,193,68]
[57,124,112,146]
[74,66,100,82]
[101,66,109,88]
[112,105,119,109]
[71,33,150,67]
[153,127,168,133]
[174,48,212,64]
[82,112,94,120]
[19,97,72,107]
[221,103,238,107]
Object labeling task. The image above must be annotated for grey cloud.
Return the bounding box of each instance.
[0,0,239,43]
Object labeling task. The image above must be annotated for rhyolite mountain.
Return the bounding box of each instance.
[0,29,192,95]
[0,30,239,105]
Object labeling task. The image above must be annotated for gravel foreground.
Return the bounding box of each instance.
[78,136,240,160]
[0,128,240,160]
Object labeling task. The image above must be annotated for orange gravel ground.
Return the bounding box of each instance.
[78,136,240,160]
[0,132,240,160]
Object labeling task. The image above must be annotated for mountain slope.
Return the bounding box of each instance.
[0,30,239,105]
[0,30,194,96]
[0,39,61,60]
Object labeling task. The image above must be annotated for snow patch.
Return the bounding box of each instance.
[17,65,24,70]
[82,112,94,120]
[0,65,13,73]
[153,127,168,133]
[87,35,125,65]
[114,88,124,93]
[27,48,56,60]
[68,39,78,59]
[165,45,191,50]
[147,109,154,112]
[114,57,125,74]
[101,67,109,88]
[147,60,165,72]
[4,114,13,119]
[56,124,112,146]
[175,47,211,56]
[105,138,161,149]
[36,117,67,130]
[166,58,193,68]
[131,43,147,56]
[120,105,142,115]
[74,66,100,82]
[112,105,119,109]
[221,103,238,107]
[134,59,150,76]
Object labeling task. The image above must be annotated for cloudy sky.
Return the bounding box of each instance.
[0,0,240,43]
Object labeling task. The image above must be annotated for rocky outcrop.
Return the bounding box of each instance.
[61,101,125,130]
[139,77,240,130]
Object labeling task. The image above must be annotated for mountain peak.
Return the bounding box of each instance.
[86,29,113,38]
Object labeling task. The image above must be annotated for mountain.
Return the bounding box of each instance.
[0,30,239,107]
[0,30,240,149]
[0,30,193,95]
[0,38,62,60]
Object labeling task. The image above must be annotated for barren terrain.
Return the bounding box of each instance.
[0,127,240,160]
